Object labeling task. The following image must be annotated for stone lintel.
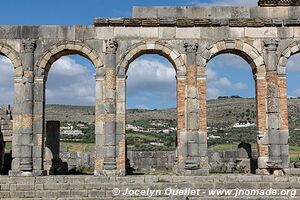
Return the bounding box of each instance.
[94,18,300,27]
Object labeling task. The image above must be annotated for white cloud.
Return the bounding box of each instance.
[135,104,149,109]
[127,57,176,95]
[0,55,14,104]
[218,77,231,88]
[291,88,300,96]
[51,56,89,76]
[206,67,218,81]
[287,55,300,72]
[233,82,247,90]
[126,56,177,108]
[207,87,222,99]
[206,66,248,99]
[189,0,257,6]
[46,56,96,106]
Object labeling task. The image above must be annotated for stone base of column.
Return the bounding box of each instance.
[255,168,270,175]
[9,169,45,176]
[94,169,125,176]
[174,157,209,176]
[174,168,209,176]
[283,168,300,175]
[103,158,117,171]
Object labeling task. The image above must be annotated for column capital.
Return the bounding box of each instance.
[105,39,118,54]
[263,39,278,52]
[278,73,287,79]
[184,42,198,54]
[197,75,207,80]
[254,73,266,80]
[22,39,36,53]
[117,74,127,80]
[176,74,186,80]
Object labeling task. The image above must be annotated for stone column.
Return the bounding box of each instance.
[197,73,209,171]
[176,41,208,175]
[32,75,45,175]
[175,74,187,172]
[263,39,284,175]
[197,74,207,133]
[116,75,126,175]
[185,42,199,159]
[94,68,106,175]
[103,39,118,174]
[255,73,268,173]
[44,121,60,175]
[0,127,4,173]
[278,74,289,169]
[10,40,36,176]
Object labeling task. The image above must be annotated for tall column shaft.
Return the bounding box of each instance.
[255,73,268,171]
[103,39,118,172]
[32,76,45,175]
[116,75,126,175]
[185,42,199,160]
[11,40,36,176]
[94,69,106,175]
[262,39,286,174]
[176,75,187,164]
[197,75,207,132]
[197,74,208,169]
[278,75,289,168]
[175,42,208,175]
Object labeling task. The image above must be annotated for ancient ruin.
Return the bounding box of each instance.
[0,1,300,178]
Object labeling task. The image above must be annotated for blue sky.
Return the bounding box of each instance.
[0,0,257,25]
[0,0,299,109]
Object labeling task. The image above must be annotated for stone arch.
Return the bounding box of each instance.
[199,40,266,76]
[0,42,22,77]
[36,40,103,78]
[278,41,300,75]
[117,41,186,75]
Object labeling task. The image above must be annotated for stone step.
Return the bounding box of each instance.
[0,175,299,199]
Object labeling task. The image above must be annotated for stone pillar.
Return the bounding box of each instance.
[0,127,4,173]
[44,121,60,175]
[116,75,126,175]
[32,75,45,175]
[197,74,207,133]
[263,39,285,175]
[278,74,289,169]
[255,73,268,173]
[103,39,118,174]
[94,68,106,175]
[185,42,199,160]
[175,74,187,171]
[175,42,208,175]
[197,73,209,171]
[10,39,36,176]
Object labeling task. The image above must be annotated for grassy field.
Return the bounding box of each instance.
[4,141,11,152]
[60,142,94,152]
[289,145,300,162]
[208,143,257,151]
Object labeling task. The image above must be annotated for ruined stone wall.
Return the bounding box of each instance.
[0,5,299,176]
[0,105,12,142]
[59,149,259,174]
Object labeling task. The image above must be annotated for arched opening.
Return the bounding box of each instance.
[205,53,257,174]
[0,54,14,174]
[44,54,96,175]
[125,54,177,175]
[286,54,300,169]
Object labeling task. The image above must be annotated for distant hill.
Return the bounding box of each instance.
[44,98,300,127]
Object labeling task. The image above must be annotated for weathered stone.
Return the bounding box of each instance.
[1,4,298,177]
